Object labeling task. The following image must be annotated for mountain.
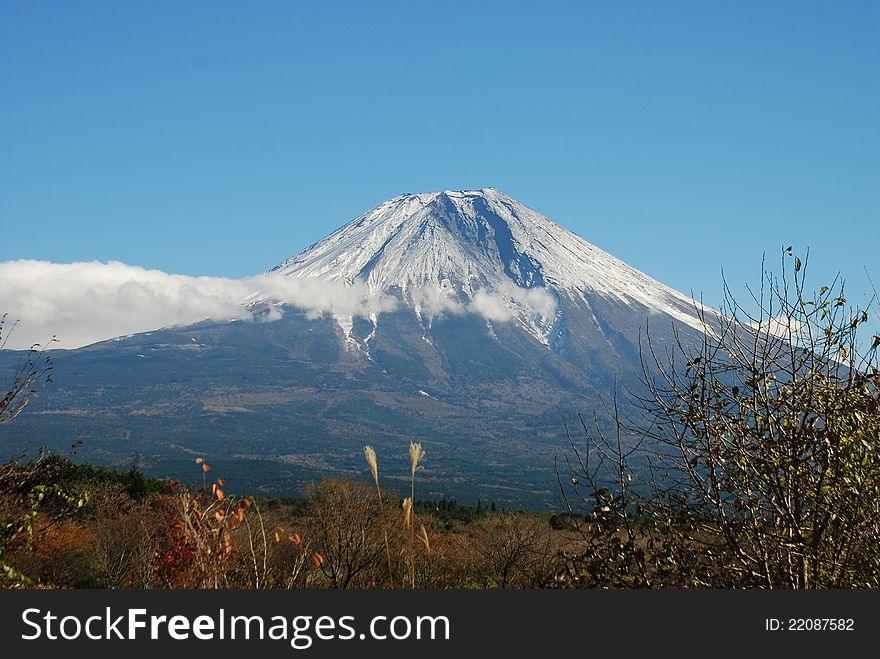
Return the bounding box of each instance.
[0,189,706,508]
[265,188,703,346]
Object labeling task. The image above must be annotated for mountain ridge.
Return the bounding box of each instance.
[0,189,710,507]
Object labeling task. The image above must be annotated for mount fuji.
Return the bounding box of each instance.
[1,189,707,507]
[262,187,704,347]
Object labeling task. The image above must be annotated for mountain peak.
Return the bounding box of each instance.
[395,186,501,199]
[267,189,705,342]
[270,187,551,291]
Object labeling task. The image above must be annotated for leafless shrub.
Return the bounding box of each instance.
[302,478,398,588]
[472,512,556,588]
[0,315,56,425]
[559,250,880,588]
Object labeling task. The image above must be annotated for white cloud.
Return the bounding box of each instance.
[253,274,398,320]
[471,282,557,322]
[0,261,396,349]
[0,261,249,349]
[507,283,558,320]
[405,279,557,324]
[407,284,465,319]
[0,260,557,350]
[470,290,513,321]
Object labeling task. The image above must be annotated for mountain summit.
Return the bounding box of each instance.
[267,188,703,349]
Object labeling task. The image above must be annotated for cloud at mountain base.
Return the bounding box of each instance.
[0,260,248,349]
[0,260,554,349]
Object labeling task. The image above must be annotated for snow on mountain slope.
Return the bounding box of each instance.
[264,188,706,347]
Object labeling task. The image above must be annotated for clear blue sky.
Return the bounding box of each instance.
[1,1,878,313]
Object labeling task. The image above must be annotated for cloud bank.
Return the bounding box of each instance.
[0,260,557,350]
[0,261,250,349]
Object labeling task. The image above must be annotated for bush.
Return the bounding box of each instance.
[560,250,880,588]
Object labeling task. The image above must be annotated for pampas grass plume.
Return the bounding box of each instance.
[409,442,424,477]
[364,445,379,487]
[402,497,413,529]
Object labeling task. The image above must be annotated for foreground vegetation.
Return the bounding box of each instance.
[0,455,565,589]
[1,251,878,588]
[557,251,880,588]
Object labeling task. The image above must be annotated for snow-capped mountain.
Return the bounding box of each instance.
[1,189,711,508]
[266,188,704,350]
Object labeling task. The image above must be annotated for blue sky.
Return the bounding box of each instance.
[1,1,878,315]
